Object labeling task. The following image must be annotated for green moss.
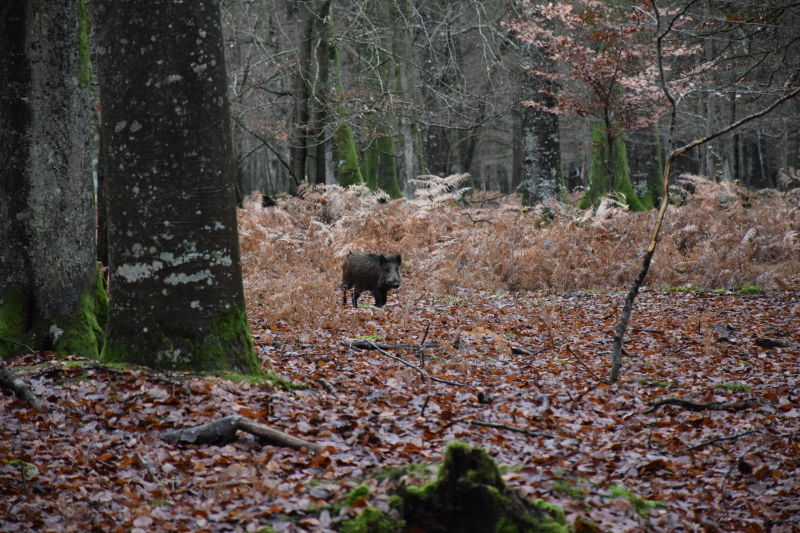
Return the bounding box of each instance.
[4,459,39,480]
[580,122,646,211]
[0,285,32,358]
[343,485,372,508]
[77,0,91,88]
[52,266,108,358]
[552,479,587,500]
[737,285,762,294]
[666,285,703,293]
[334,123,364,187]
[339,507,401,533]
[713,382,750,392]
[375,134,402,199]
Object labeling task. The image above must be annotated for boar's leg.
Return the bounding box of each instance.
[372,290,387,308]
[351,290,361,308]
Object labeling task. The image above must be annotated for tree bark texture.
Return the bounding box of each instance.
[518,46,562,206]
[0,0,104,358]
[92,0,259,373]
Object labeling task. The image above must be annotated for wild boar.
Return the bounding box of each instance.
[340,252,402,308]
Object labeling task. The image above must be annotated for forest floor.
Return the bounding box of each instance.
[2,181,800,532]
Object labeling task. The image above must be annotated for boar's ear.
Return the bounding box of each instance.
[395,254,401,265]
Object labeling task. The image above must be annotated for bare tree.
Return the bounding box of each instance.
[610,0,800,382]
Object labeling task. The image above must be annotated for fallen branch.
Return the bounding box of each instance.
[160,414,321,453]
[644,397,758,415]
[460,419,556,439]
[685,429,761,451]
[344,339,440,351]
[510,344,548,356]
[345,339,463,387]
[0,359,42,410]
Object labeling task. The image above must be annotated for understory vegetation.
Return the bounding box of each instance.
[240,175,800,327]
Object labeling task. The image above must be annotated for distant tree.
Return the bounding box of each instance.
[509,0,674,208]
[92,0,260,372]
[515,40,564,206]
[0,0,106,359]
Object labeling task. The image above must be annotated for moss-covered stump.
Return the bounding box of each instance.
[340,441,568,533]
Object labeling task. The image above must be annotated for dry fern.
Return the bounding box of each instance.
[239,178,799,327]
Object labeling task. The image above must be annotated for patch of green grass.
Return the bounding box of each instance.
[355,335,383,341]
[4,459,38,480]
[713,382,750,392]
[606,485,665,518]
[711,288,728,294]
[666,285,703,293]
[737,285,762,294]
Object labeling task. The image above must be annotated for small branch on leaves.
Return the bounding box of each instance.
[644,397,758,415]
[344,339,463,387]
[685,429,761,452]
[460,419,556,439]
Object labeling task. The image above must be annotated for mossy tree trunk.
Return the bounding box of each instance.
[325,7,364,188]
[92,0,259,373]
[0,0,105,359]
[581,121,644,211]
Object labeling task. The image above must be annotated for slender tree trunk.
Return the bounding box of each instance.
[93,0,259,372]
[0,0,105,358]
[290,1,315,186]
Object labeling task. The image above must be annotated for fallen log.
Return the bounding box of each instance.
[160,415,321,453]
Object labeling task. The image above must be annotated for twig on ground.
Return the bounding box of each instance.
[344,339,463,387]
[417,321,431,370]
[685,429,760,451]
[460,419,556,439]
[563,344,603,382]
[319,379,338,396]
[644,397,758,415]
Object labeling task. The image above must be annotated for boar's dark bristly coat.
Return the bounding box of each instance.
[340,252,402,308]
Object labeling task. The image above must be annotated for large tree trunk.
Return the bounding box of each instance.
[92,0,259,373]
[0,0,104,359]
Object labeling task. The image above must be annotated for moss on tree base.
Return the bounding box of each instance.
[102,305,260,374]
[0,285,32,358]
